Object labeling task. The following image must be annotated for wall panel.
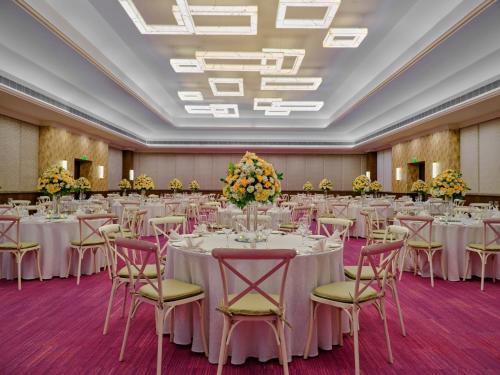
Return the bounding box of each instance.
[108,148,122,190]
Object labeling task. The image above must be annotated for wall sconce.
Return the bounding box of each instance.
[432,162,440,178]
[61,160,68,170]
[396,167,402,181]
[97,165,104,179]
[365,171,371,180]
[129,169,134,181]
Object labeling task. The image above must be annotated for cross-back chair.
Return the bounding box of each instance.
[316,217,352,244]
[212,248,297,375]
[0,204,12,215]
[117,238,207,375]
[149,216,187,260]
[279,205,312,232]
[361,209,386,245]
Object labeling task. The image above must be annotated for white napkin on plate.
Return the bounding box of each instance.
[169,230,182,241]
[185,237,204,250]
[330,230,341,241]
[312,239,327,252]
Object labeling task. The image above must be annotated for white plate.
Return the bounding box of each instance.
[183,233,202,238]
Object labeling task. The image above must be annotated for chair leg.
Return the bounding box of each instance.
[380,299,394,364]
[352,306,360,375]
[391,281,406,337]
[156,307,164,375]
[35,251,42,281]
[303,300,315,359]
[103,279,118,335]
[119,294,137,362]
[277,319,289,375]
[440,250,447,281]
[463,251,470,281]
[16,253,22,291]
[480,253,486,291]
[198,299,209,357]
[398,247,407,281]
[337,307,343,346]
[122,283,129,318]
[217,315,230,375]
[427,251,435,288]
[169,307,175,343]
[76,251,83,285]
[66,249,73,278]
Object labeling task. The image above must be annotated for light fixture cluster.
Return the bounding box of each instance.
[119,0,369,118]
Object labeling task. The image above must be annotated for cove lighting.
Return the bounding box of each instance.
[261,77,322,91]
[185,104,239,118]
[276,0,340,29]
[254,98,324,116]
[129,169,134,181]
[61,160,68,170]
[432,162,440,178]
[119,1,258,35]
[323,28,368,48]
[178,91,204,101]
[209,78,244,97]
[395,168,402,181]
[97,165,104,179]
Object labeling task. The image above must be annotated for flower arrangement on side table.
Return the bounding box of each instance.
[37,164,76,216]
[303,181,313,192]
[74,177,91,200]
[411,179,428,200]
[352,175,370,194]
[369,180,383,196]
[430,169,469,200]
[118,179,132,195]
[319,178,333,193]
[169,178,183,193]
[134,174,155,196]
[189,180,200,192]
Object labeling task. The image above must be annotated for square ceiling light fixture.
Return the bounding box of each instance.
[170,59,204,73]
[323,28,368,48]
[276,0,341,29]
[209,78,244,96]
[178,91,204,101]
[185,104,239,118]
[119,0,257,35]
[261,77,322,91]
[254,98,324,116]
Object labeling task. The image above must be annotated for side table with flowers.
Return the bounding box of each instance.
[352,175,370,196]
[369,180,383,198]
[303,181,313,193]
[411,179,429,201]
[169,178,183,194]
[37,164,76,217]
[74,177,91,200]
[189,180,200,193]
[134,174,155,198]
[118,179,131,196]
[319,178,333,197]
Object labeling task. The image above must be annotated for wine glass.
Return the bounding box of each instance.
[222,227,232,247]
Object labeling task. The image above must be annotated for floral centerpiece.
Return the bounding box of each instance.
[189,180,200,192]
[319,178,333,192]
[352,175,370,194]
[430,169,469,200]
[411,179,428,196]
[169,178,183,193]
[221,151,283,209]
[74,177,91,200]
[369,180,382,192]
[37,164,75,196]
[303,181,313,192]
[134,174,155,196]
[118,179,131,191]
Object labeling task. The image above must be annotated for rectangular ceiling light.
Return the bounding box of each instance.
[185,104,239,118]
[172,5,258,35]
[170,59,204,73]
[254,98,324,116]
[261,77,322,91]
[276,0,341,29]
[261,49,305,75]
[323,28,368,48]
[178,91,204,101]
[209,78,244,96]
[196,51,284,74]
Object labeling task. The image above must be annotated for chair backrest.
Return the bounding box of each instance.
[329,202,349,219]
[149,216,187,255]
[317,217,352,243]
[115,238,162,295]
[370,202,391,225]
[99,224,124,276]
[0,215,22,249]
[0,205,13,215]
[453,199,465,206]
[129,209,147,238]
[11,200,30,206]
[396,215,434,248]
[470,203,490,210]
[37,196,51,204]
[76,214,117,245]
[481,218,500,250]
[291,205,312,225]
[353,240,405,303]
[212,248,297,315]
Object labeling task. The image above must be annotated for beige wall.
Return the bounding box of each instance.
[0,114,39,192]
[392,129,460,193]
[108,147,123,190]
[39,126,108,191]
[376,149,392,191]
[460,119,500,194]
[133,153,367,191]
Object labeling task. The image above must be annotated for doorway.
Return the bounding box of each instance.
[74,159,92,179]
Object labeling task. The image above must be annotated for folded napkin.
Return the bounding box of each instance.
[185,237,204,250]
[169,230,182,241]
[312,239,327,252]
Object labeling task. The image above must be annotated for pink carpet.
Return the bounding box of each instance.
[1,238,500,374]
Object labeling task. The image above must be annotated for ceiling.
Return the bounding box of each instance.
[1,0,499,149]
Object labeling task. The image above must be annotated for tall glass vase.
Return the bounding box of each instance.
[246,202,258,233]
[52,194,61,217]
[79,191,85,200]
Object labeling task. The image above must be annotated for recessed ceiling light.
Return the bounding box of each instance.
[208,78,244,97]
[185,104,239,118]
[323,28,368,48]
[178,91,204,101]
[261,77,323,91]
[276,0,341,29]
[254,98,324,116]
[170,59,204,73]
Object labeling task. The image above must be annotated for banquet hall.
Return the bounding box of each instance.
[1,0,500,374]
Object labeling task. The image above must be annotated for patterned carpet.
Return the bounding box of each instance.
[1,238,499,374]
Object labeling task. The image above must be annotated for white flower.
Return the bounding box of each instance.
[255,168,263,175]
[262,176,268,182]
[255,183,263,191]
[248,177,255,183]
[247,186,255,193]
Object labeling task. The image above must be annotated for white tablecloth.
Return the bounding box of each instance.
[217,207,291,230]
[112,202,165,236]
[165,233,345,364]
[0,216,107,280]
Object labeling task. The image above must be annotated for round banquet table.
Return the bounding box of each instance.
[396,217,500,281]
[0,215,107,280]
[111,202,165,236]
[217,206,291,230]
[165,233,346,364]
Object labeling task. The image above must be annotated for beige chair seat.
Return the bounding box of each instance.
[372,229,386,235]
[221,293,281,316]
[139,278,203,302]
[371,232,386,240]
[107,230,134,239]
[279,223,298,230]
[70,238,105,246]
[408,240,442,249]
[344,265,389,280]
[313,281,377,303]
[0,241,39,250]
[467,243,500,252]
[117,264,165,278]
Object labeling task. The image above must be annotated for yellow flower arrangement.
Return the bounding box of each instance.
[369,180,383,193]
[319,178,333,191]
[221,151,283,208]
[134,174,155,191]
[74,177,91,192]
[430,169,469,199]
[118,179,131,190]
[303,181,313,192]
[352,175,370,193]
[37,164,75,196]
[411,179,428,194]
[169,178,183,191]
[189,180,200,192]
